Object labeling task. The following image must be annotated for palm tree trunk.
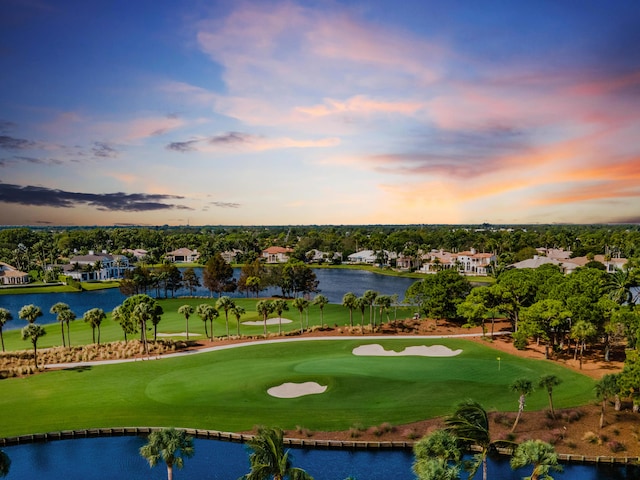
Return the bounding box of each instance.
[97,326,101,345]
[482,454,488,480]
[167,464,173,480]
[1,330,5,352]
[511,395,526,432]
[600,400,606,428]
[60,322,66,347]
[66,322,71,347]
[186,318,190,341]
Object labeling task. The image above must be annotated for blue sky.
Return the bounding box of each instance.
[1,0,639,226]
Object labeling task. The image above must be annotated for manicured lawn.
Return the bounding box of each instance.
[0,338,595,437]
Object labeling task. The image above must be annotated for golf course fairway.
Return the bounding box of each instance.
[0,338,595,437]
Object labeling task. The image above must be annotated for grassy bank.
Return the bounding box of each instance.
[0,338,594,437]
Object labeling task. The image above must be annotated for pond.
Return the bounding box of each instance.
[1,268,417,330]
[2,436,638,480]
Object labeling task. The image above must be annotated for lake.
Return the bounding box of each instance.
[2,436,638,480]
[0,268,417,330]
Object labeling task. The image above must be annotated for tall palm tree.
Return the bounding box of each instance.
[0,308,12,352]
[230,305,246,337]
[312,294,329,326]
[605,268,636,308]
[60,308,76,347]
[50,302,73,347]
[196,304,218,341]
[140,428,195,480]
[256,300,275,338]
[413,429,462,480]
[216,296,236,339]
[240,426,313,480]
[272,299,289,336]
[134,302,154,354]
[510,378,534,433]
[445,400,494,480]
[83,308,106,344]
[375,294,392,325]
[342,292,357,328]
[355,297,367,333]
[178,304,194,340]
[292,297,309,334]
[362,290,378,329]
[21,323,46,368]
[0,448,9,478]
[595,374,619,429]
[18,304,43,324]
[510,440,562,480]
[538,375,562,420]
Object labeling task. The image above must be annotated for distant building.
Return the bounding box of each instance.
[61,251,131,281]
[419,248,496,276]
[221,249,243,264]
[0,261,29,285]
[122,248,149,260]
[262,246,294,263]
[306,249,342,263]
[510,253,627,274]
[346,250,396,266]
[165,248,200,263]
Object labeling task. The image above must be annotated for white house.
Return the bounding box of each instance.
[305,249,342,263]
[347,250,396,265]
[419,249,496,276]
[262,246,294,263]
[0,261,29,285]
[62,251,131,281]
[165,248,200,263]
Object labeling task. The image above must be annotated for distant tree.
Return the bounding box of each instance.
[0,308,12,352]
[50,302,74,347]
[570,320,597,369]
[182,267,201,296]
[342,292,357,328]
[239,426,313,480]
[405,271,471,324]
[538,375,562,420]
[519,300,571,359]
[362,290,378,328]
[355,296,367,332]
[510,378,534,433]
[510,440,562,480]
[83,308,106,344]
[202,253,236,297]
[256,300,275,338]
[140,428,194,480]
[21,323,46,368]
[178,304,194,340]
[375,294,393,325]
[18,304,43,324]
[617,350,640,412]
[292,297,309,334]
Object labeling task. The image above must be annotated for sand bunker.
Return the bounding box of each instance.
[156,332,200,338]
[352,344,462,357]
[242,318,293,326]
[267,381,328,398]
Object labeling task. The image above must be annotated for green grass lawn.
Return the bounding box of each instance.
[0,338,594,437]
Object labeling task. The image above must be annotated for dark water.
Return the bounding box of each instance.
[1,268,417,330]
[2,437,638,480]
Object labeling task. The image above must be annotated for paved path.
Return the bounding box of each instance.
[45,331,512,369]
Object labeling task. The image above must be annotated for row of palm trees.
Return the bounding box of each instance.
[341,290,398,331]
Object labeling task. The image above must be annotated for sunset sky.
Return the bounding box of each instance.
[1,0,639,226]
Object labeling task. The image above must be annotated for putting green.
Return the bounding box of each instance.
[0,338,595,437]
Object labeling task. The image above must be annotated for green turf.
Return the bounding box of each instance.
[0,338,594,437]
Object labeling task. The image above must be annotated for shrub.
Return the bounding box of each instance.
[608,441,626,453]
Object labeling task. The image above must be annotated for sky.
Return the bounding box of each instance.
[1,0,639,227]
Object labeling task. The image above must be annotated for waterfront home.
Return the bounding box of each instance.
[419,248,496,276]
[0,261,29,285]
[346,249,397,266]
[262,246,294,263]
[165,248,200,263]
[60,251,132,281]
[305,249,342,263]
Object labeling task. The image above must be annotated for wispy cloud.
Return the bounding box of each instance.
[0,182,192,211]
[0,135,37,150]
[92,142,118,158]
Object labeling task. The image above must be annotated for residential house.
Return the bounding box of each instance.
[221,249,243,264]
[346,250,397,266]
[262,246,294,263]
[165,248,200,263]
[0,261,29,285]
[62,251,131,281]
[510,253,627,274]
[419,248,496,276]
[122,248,149,261]
[305,249,342,263]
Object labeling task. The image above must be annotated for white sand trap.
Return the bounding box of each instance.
[268,381,328,398]
[242,317,293,326]
[352,344,462,357]
[156,332,201,337]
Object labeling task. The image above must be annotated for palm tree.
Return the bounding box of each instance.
[231,305,246,337]
[445,400,494,480]
[0,308,12,352]
[538,375,562,420]
[140,428,195,480]
[134,302,154,354]
[570,320,597,369]
[256,300,275,338]
[292,297,309,334]
[0,448,10,478]
[375,294,392,325]
[595,374,619,429]
[413,429,462,480]
[60,308,76,347]
[21,323,46,368]
[605,268,636,307]
[312,294,329,326]
[342,292,357,328]
[178,304,194,340]
[18,304,43,324]
[510,440,562,480]
[83,308,106,344]
[196,304,218,341]
[355,297,367,333]
[510,378,534,433]
[362,290,378,329]
[272,299,289,336]
[240,426,313,480]
[50,302,73,347]
[216,296,236,339]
